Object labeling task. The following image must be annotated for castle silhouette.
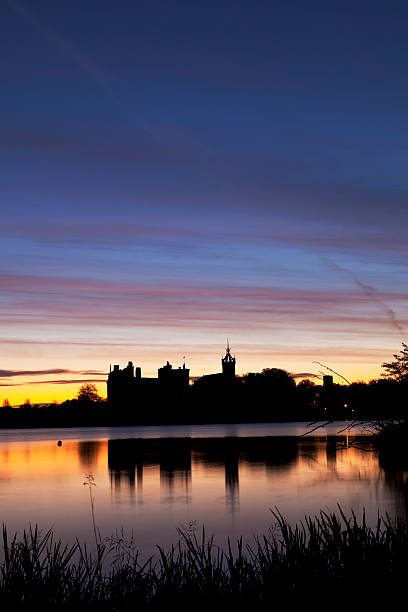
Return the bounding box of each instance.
[107,343,236,406]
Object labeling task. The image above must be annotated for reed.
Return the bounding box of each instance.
[0,509,406,609]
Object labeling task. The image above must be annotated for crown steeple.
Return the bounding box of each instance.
[222,340,236,377]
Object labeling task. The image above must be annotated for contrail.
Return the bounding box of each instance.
[7,0,223,159]
[6,0,159,140]
[7,0,112,92]
[313,361,351,385]
[324,259,404,337]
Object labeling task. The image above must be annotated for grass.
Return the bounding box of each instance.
[0,509,407,609]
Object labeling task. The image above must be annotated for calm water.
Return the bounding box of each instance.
[0,422,406,555]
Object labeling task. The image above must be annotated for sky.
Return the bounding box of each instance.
[1,0,408,404]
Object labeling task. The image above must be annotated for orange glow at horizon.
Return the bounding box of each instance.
[0,382,107,406]
[0,360,386,406]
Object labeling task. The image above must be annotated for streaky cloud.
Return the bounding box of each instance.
[291,372,320,379]
[0,368,107,378]
[2,220,200,244]
[275,230,408,255]
[0,368,71,378]
[28,378,106,385]
[5,378,106,387]
[324,259,405,338]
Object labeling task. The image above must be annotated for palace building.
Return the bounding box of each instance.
[107,344,236,405]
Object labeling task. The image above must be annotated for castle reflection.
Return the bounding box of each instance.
[105,435,408,521]
[108,436,299,509]
[77,440,103,470]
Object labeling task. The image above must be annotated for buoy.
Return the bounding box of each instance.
[57,440,62,446]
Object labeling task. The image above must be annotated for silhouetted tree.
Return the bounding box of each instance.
[261,368,296,391]
[296,379,316,391]
[2,398,11,408]
[296,379,317,407]
[77,383,101,403]
[22,398,32,408]
[241,369,296,393]
[242,372,263,385]
[382,343,408,382]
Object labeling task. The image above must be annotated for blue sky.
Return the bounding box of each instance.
[1,0,407,402]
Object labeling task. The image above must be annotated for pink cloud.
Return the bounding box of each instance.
[2,221,201,244]
[2,273,407,302]
[1,274,406,343]
[274,231,408,255]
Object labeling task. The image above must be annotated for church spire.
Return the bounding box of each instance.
[222,340,236,376]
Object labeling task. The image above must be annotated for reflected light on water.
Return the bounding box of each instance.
[0,425,405,555]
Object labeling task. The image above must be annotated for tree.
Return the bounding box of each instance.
[242,368,296,392]
[77,383,101,403]
[382,343,408,382]
[2,398,11,408]
[296,379,316,391]
[261,368,296,390]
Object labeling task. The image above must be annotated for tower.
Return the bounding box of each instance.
[323,375,333,388]
[222,341,236,378]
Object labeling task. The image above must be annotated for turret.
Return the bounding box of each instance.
[222,342,236,378]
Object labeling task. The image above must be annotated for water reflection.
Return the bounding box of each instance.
[77,440,103,470]
[0,428,408,555]
[379,450,408,519]
[108,437,300,512]
[108,438,193,505]
[159,438,191,504]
